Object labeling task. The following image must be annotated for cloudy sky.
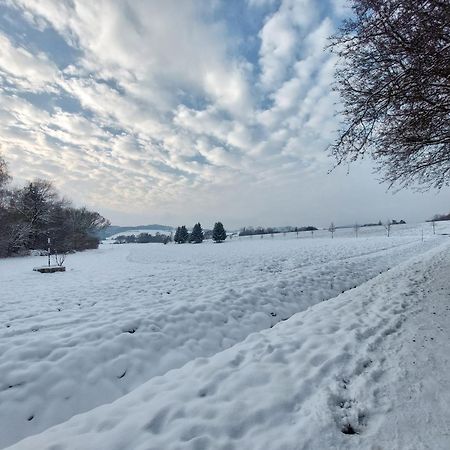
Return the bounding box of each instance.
[0,0,448,228]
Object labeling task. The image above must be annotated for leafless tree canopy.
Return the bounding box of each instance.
[0,153,110,257]
[330,0,450,189]
[0,156,10,189]
[53,252,67,267]
[328,222,336,238]
[384,219,392,237]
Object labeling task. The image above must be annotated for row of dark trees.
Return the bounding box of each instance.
[429,213,450,222]
[114,233,171,244]
[174,222,226,244]
[239,226,317,237]
[0,155,110,257]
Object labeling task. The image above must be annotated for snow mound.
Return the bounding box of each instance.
[0,225,448,447]
[7,239,450,450]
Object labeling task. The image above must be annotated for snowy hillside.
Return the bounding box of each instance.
[1,222,449,449]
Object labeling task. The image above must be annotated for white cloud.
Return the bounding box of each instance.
[2,0,444,227]
[0,33,60,91]
[257,0,320,90]
[0,0,344,224]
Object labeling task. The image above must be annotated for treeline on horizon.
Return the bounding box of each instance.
[0,155,110,258]
[429,213,450,222]
[239,226,317,236]
[112,219,415,246]
[113,222,227,245]
[114,232,171,245]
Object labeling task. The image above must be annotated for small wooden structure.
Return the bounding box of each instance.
[32,236,66,273]
[33,266,66,273]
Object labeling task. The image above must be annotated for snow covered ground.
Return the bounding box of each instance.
[1,222,449,449]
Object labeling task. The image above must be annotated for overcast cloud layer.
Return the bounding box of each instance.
[0,0,448,228]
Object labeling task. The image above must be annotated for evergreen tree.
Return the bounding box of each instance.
[174,226,181,243]
[189,222,204,243]
[212,222,226,243]
[179,225,189,243]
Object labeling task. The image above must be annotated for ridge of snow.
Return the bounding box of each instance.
[0,224,448,447]
[6,238,450,450]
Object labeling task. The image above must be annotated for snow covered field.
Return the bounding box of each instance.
[1,222,449,449]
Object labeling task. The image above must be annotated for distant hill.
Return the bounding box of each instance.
[98,224,174,239]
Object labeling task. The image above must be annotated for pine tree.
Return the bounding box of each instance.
[189,222,204,243]
[174,226,181,243]
[212,222,226,243]
[179,225,189,243]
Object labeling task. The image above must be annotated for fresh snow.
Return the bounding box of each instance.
[1,223,449,449]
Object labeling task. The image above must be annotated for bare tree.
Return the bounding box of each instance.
[0,154,11,212]
[353,222,360,238]
[53,252,67,267]
[330,0,450,189]
[64,207,110,250]
[0,155,10,192]
[0,154,10,239]
[11,179,61,248]
[384,219,392,237]
[1,222,31,257]
[328,222,336,238]
[0,155,30,256]
[0,157,110,257]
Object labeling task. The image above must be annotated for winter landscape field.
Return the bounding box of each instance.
[1,223,449,449]
[0,0,449,448]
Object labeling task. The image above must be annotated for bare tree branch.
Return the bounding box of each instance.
[330,0,450,189]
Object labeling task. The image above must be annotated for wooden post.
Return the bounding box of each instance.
[48,237,51,267]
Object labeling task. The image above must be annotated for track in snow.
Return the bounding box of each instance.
[0,226,447,447]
